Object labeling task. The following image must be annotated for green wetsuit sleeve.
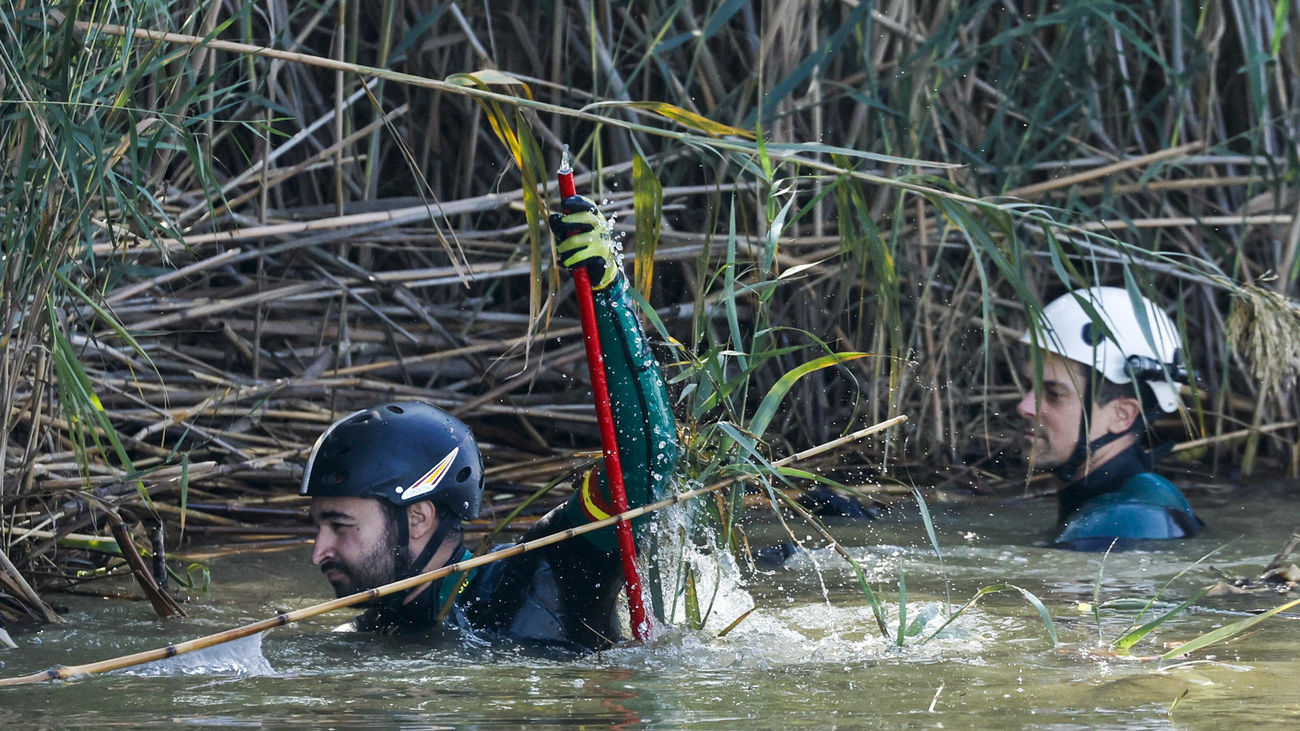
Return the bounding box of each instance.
[563,276,680,550]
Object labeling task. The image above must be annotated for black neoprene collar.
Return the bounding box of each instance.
[1055,442,1156,527]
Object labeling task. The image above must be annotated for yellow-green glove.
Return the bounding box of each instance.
[549,195,619,291]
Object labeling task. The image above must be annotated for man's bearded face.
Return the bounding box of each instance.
[309,497,402,599]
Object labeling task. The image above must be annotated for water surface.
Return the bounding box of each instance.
[3,478,1298,727]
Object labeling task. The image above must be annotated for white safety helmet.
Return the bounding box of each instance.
[1019,286,1186,413]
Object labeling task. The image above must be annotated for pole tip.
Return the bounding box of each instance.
[558,144,572,176]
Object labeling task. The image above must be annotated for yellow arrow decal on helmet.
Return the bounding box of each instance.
[400,447,459,501]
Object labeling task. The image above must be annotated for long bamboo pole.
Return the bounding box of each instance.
[0,416,906,686]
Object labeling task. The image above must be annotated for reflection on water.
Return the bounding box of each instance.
[2,479,1298,727]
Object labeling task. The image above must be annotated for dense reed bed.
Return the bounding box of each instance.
[3,1,1299,622]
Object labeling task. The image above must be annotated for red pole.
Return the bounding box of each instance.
[557,151,651,641]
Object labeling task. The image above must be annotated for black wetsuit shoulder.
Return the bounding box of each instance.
[1054,444,1203,551]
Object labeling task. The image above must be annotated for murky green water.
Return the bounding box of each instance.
[3,478,1299,727]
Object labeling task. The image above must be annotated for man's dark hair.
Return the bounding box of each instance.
[381,500,463,558]
[381,500,407,563]
[1088,366,1158,430]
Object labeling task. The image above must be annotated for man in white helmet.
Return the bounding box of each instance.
[1016,286,1203,550]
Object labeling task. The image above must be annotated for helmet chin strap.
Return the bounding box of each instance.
[1054,420,1127,482]
[384,503,461,608]
[1053,380,1161,482]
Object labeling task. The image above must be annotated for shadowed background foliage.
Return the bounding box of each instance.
[2,0,1298,622]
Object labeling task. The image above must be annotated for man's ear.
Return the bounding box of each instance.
[406,501,438,542]
[1103,397,1142,434]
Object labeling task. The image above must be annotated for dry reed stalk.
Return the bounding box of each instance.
[104,510,186,619]
[1077,214,1296,231]
[1173,421,1299,452]
[1003,142,1205,199]
[0,549,61,624]
[93,192,514,256]
[176,78,383,222]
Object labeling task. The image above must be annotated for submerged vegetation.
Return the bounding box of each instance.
[2,0,1299,650]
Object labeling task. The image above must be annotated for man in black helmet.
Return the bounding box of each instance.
[304,402,486,604]
[301,196,679,650]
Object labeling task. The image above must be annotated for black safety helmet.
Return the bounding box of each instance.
[301,401,483,520]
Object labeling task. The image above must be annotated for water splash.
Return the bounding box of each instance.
[120,632,275,677]
[635,483,756,636]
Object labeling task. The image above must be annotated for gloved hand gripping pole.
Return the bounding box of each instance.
[556,150,650,641]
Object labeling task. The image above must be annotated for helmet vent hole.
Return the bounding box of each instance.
[345,412,372,425]
[386,404,405,414]
[1081,322,1108,346]
[456,466,472,483]
[322,443,349,457]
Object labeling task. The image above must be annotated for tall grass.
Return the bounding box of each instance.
[1,1,239,620]
[2,1,1298,620]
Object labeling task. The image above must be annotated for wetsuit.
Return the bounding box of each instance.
[1053,443,1203,551]
[348,276,679,651]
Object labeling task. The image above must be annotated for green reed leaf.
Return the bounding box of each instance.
[1162,596,1300,661]
[608,101,755,139]
[1113,585,1212,653]
[896,562,908,647]
[684,563,703,631]
[920,584,1057,647]
[632,153,663,301]
[749,352,869,440]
